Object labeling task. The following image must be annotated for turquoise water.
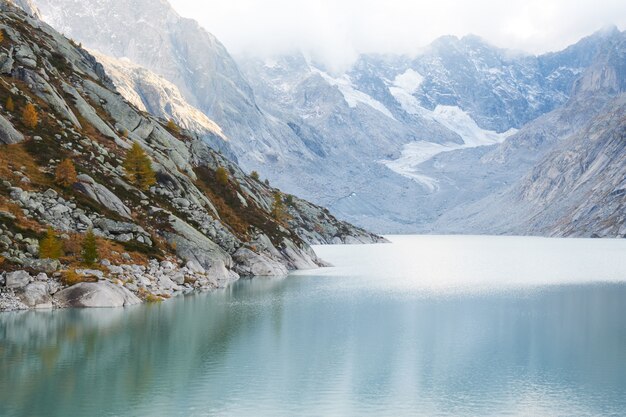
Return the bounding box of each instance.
[1,235,626,416]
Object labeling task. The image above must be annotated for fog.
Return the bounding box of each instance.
[170,0,625,72]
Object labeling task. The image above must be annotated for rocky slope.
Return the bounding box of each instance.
[0,3,383,311]
[30,0,316,168]
[89,51,236,159]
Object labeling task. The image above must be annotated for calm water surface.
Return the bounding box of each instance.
[1,235,626,416]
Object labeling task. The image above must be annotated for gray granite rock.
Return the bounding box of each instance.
[54,281,141,308]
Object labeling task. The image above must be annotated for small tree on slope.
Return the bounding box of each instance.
[123,142,156,190]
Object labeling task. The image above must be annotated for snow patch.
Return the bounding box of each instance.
[382,106,517,191]
[392,69,424,93]
[432,106,516,147]
[315,70,396,120]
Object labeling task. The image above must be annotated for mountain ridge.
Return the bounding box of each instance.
[25,0,626,237]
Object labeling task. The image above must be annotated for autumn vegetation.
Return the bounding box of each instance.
[123,142,156,190]
[166,119,180,135]
[55,159,78,188]
[215,166,229,186]
[271,192,290,224]
[22,103,38,129]
[81,228,98,266]
[5,96,14,112]
[39,228,63,259]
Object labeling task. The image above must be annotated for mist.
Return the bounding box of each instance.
[169,0,626,72]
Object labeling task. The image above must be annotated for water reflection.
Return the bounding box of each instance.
[1,236,626,416]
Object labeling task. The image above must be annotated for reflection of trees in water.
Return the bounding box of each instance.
[1,281,626,416]
[0,278,288,417]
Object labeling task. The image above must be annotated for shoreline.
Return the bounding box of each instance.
[0,258,249,312]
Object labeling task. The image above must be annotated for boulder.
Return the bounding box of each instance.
[18,282,52,309]
[54,281,141,308]
[62,83,122,143]
[0,114,24,144]
[170,272,185,286]
[0,51,14,75]
[164,214,234,272]
[185,260,205,274]
[93,218,143,234]
[22,258,61,273]
[75,174,132,219]
[15,43,37,68]
[5,271,31,289]
[233,248,288,277]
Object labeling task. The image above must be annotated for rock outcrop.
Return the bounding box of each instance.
[54,281,141,308]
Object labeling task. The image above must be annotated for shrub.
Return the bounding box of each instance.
[5,96,14,112]
[39,228,63,259]
[166,119,180,135]
[250,170,260,181]
[22,103,38,129]
[271,192,290,223]
[0,30,4,43]
[81,228,98,266]
[285,194,294,206]
[123,142,156,190]
[61,270,85,286]
[55,159,78,188]
[215,166,229,186]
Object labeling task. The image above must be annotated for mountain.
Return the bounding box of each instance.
[31,0,318,166]
[238,30,625,234]
[0,3,382,310]
[89,51,235,159]
[433,33,626,237]
[26,0,625,237]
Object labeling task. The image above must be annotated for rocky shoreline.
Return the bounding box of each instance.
[0,258,241,312]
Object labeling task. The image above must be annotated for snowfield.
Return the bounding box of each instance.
[382,106,516,190]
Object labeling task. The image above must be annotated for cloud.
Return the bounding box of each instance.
[170,0,626,71]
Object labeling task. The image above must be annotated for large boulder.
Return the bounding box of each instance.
[164,214,235,273]
[93,218,144,234]
[281,238,322,270]
[18,282,52,309]
[233,248,288,277]
[75,174,132,219]
[62,83,123,143]
[0,114,24,144]
[54,281,141,308]
[0,51,14,75]
[5,271,31,289]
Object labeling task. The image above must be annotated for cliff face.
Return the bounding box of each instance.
[0,3,383,311]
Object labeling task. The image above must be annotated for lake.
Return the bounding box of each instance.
[1,235,626,416]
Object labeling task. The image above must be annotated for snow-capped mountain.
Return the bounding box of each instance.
[26,0,625,236]
[433,32,626,237]
[238,28,624,234]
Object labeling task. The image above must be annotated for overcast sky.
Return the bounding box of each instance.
[170,0,626,72]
